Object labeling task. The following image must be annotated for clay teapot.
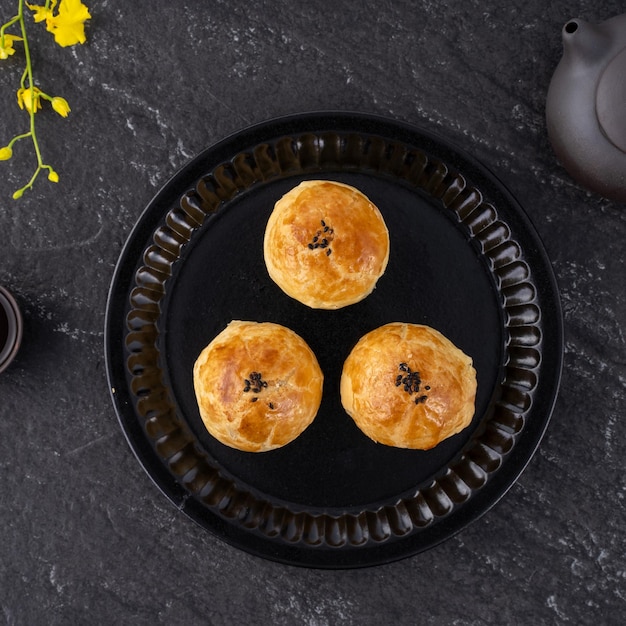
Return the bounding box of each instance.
[546,13,626,202]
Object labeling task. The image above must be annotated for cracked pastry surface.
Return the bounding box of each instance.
[263,180,390,309]
[193,320,323,452]
[340,322,477,450]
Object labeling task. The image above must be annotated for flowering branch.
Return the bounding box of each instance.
[0,0,91,199]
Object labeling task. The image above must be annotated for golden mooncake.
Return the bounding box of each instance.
[340,322,477,450]
[193,320,323,452]
[263,180,390,309]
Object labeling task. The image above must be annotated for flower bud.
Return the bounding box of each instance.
[51,96,71,118]
[48,169,59,183]
[0,146,12,160]
[12,189,24,200]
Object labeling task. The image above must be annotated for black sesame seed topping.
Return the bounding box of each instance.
[307,220,334,255]
[245,372,268,401]
[269,402,274,409]
[396,363,428,404]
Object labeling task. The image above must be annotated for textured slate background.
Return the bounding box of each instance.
[1,1,625,624]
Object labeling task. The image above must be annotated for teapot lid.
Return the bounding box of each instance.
[596,48,626,153]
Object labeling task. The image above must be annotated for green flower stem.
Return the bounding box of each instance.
[14,164,42,199]
[11,0,55,198]
[19,0,38,142]
[7,131,32,148]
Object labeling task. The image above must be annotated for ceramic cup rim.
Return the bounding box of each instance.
[0,286,22,374]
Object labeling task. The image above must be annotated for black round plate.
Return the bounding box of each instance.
[105,112,563,568]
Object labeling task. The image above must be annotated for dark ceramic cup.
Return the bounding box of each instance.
[0,286,22,374]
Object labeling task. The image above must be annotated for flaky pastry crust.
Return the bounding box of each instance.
[263,180,390,309]
[340,323,477,450]
[193,321,323,452]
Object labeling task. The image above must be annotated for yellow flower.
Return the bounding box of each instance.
[0,146,13,160]
[0,34,23,60]
[46,0,91,47]
[17,86,44,113]
[51,96,71,117]
[48,169,59,183]
[27,2,56,23]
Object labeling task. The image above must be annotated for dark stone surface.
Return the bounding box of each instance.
[1,1,625,623]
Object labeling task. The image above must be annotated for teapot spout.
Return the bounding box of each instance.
[561,19,612,66]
